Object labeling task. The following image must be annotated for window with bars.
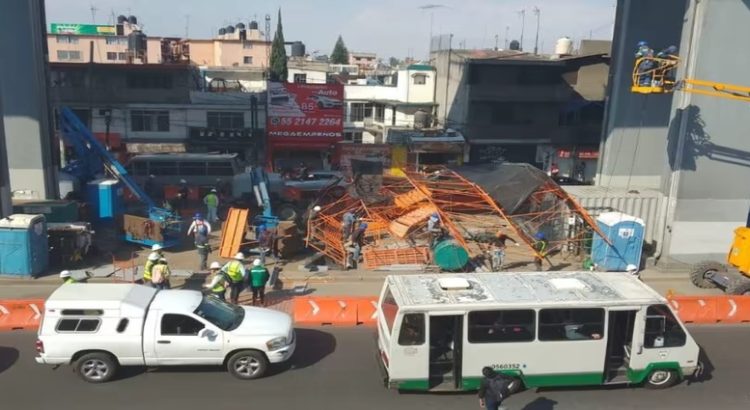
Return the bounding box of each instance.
[56,50,82,61]
[131,110,170,132]
[207,112,244,129]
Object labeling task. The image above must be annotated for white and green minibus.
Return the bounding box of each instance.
[375,271,702,392]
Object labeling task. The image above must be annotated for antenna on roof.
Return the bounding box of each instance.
[90,4,98,24]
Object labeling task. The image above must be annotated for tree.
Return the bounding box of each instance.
[330,35,349,65]
[388,57,401,68]
[269,9,288,82]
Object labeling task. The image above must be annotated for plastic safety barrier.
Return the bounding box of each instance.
[0,299,45,331]
[293,297,378,326]
[668,295,750,324]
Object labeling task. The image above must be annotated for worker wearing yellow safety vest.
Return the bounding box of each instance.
[203,188,220,224]
[203,261,228,301]
[59,270,78,284]
[221,252,247,304]
[143,244,165,287]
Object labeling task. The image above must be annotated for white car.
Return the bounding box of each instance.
[35,284,295,383]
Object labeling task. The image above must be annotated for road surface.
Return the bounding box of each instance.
[1,326,749,409]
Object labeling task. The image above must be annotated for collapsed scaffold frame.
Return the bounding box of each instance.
[306,167,608,270]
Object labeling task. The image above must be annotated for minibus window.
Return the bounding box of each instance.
[644,304,686,348]
[131,161,149,176]
[468,309,535,343]
[207,162,235,176]
[381,288,398,333]
[398,313,425,346]
[180,161,207,176]
[539,308,604,341]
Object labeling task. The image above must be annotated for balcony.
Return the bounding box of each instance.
[469,84,574,102]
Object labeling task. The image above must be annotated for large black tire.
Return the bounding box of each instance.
[75,352,118,383]
[689,261,725,289]
[227,350,268,380]
[644,369,679,389]
[725,277,750,295]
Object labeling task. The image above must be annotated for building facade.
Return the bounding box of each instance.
[49,63,265,161]
[434,45,610,182]
[349,52,377,74]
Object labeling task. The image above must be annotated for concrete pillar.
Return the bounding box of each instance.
[0,0,58,200]
[0,81,12,217]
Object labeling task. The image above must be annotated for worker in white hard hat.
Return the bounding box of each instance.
[249,259,270,306]
[60,270,77,285]
[626,264,639,277]
[220,252,247,304]
[203,262,228,300]
[143,244,165,287]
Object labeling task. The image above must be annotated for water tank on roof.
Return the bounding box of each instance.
[291,41,306,57]
[236,22,246,29]
[128,15,138,25]
[414,109,431,129]
[218,28,227,36]
[555,37,573,56]
[509,40,520,51]
[249,20,259,30]
[128,30,147,54]
[117,15,128,24]
[226,25,235,33]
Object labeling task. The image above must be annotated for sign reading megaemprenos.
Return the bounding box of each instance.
[267,82,344,139]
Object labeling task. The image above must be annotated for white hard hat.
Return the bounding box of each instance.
[626,264,638,272]
[211,188,217,192]
[210,261,222,269]
[151,244,163,251]
[59,270,71,278]
[159,257,168,263]
[148,252,160,261]
[180,179,187,184]
[234,252,245,260]
[253,259,262,266]
[313,205,322,212]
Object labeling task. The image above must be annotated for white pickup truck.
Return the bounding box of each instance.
[35,284,295,383]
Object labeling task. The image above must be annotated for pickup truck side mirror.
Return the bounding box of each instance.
[198,328,215,339]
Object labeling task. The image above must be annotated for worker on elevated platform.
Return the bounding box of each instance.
[635,41,655,86]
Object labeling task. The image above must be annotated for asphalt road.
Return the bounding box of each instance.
[1,326,749,410]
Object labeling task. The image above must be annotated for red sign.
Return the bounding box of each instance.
[267,82,344,139]
[578,150,599,159]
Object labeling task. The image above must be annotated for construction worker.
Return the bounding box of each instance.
[143,244,164,286]
[203,188,220,223]
[533,232,549,271]
[178,179,189,208]
[249,259,270,306]
[151,258,171,290]
[341,211,355,242]
[491,231,520,271]
[347,223,367,269]
[59,270,79,284]
[427,213,442,248]
[221,252,247,304]
[203,261,227,300]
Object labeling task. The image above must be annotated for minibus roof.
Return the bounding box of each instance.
[386,271,665,309]
[131,153,238,161]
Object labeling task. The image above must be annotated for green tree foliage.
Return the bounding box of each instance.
[269,9,288,82]
[330,35,349,65]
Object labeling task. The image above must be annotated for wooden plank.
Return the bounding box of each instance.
[219,208,249,258]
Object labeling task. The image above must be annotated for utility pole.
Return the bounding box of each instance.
[494,34,499,50]
[185,15,190,38]
[90,4,98,24]
[504,25,509,49]
[518,9,526,51]
[533,6,541,55]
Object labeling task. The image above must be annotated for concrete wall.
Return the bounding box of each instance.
[665,0,750,261]
[433,50,470,130]
[188,40,269,68]
[597,0,689,189]
[0,0,57,199]
[287,68,327,84]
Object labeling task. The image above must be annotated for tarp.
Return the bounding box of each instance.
[455,163,551,214]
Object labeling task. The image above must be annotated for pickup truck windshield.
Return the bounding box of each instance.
[194,296,245,331]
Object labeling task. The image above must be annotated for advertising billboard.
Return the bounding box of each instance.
[50,23,116,36]
[267,82,344,139]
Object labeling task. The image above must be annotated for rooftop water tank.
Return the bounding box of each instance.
[555,37,573,56]
[226,25,235,34]
[414,109,431,129]
[509,40,521,51]
[128,30,147,54]
[218,28,227,36]
[235,22,246,29]
[291,41,306,57]
[128,15,138,25]
[117,15,128,24]
[249,20,259,30]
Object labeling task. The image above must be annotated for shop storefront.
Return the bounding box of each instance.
[538,145,599,183]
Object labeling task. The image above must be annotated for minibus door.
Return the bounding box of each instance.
[604,307,638,383]
[428,313,463,390]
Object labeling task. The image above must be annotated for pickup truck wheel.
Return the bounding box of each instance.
[76,353,118,383]
[227,350,268,380]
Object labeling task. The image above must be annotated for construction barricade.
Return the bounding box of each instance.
[0,299,45,331]
[293,296,378,326]
[668,294,750,324]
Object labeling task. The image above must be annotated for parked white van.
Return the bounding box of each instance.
[35,284,295,383]
[375,271,702,392]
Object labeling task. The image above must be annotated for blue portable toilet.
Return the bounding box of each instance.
[86,178,124,222]
[591,211,645,271]
[0,214,49,277]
